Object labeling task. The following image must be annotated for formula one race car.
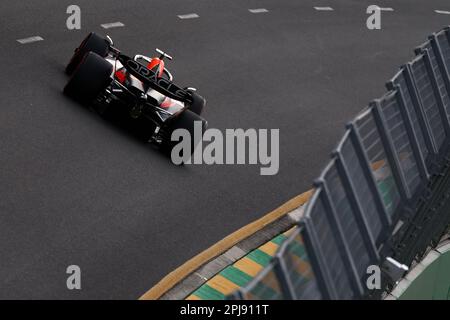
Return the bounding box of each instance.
[64,32,207,156]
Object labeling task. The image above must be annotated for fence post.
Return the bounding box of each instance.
[301,216,338,299]
[421,48,450,139]
[429,34,450,102]
[404,63,439,156]
[445,26,450,50]
[315,178,364,297]
[229,290,244,300]
[346,122,392,231]
[273,256,296,300]
[371,101,411,206]
[386,82,429,182]
[332,149,380,262]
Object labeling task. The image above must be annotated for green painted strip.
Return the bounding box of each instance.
[271,234,287,245]
[192,284,226,300]
[289,241,306,258]
[247,249,273,266]
[220,266,253,287]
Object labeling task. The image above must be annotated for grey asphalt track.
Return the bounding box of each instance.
[1,0,450,299]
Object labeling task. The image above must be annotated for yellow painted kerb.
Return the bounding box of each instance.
[139,188,314,300]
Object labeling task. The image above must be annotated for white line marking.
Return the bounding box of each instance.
[379,7,394,12]
[101,22,125,29]
[249,8,269,14]
[177,13,199,19]
[435,10,450,15]
[17,36,44,44]
[314,7,334,11]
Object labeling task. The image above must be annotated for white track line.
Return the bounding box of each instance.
[101,22,125,29]
[17,36,44,44]
[379,7,394,12]
[314,7,334,11]
[249,8,269,14]
[177,13,199,19]
[435,10,450,15]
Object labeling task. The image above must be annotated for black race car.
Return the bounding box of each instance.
[64,32,207,156]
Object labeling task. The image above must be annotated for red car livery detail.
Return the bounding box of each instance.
[115,57,165,84]
[147,57,165,78]
[115,69,127,83]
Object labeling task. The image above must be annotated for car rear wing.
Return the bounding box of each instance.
[117,54,193,103]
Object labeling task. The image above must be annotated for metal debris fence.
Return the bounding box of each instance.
[228,26,450,300]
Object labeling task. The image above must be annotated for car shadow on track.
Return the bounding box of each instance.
[40,55,186,168]
[56,84,183,168]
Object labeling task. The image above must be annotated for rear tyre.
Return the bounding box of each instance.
[187,90,206,116]
[65,32,109,76]
[64,52,113,102]
[161,110,207,163]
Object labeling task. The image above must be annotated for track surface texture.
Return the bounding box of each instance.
[0,0,449,298]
